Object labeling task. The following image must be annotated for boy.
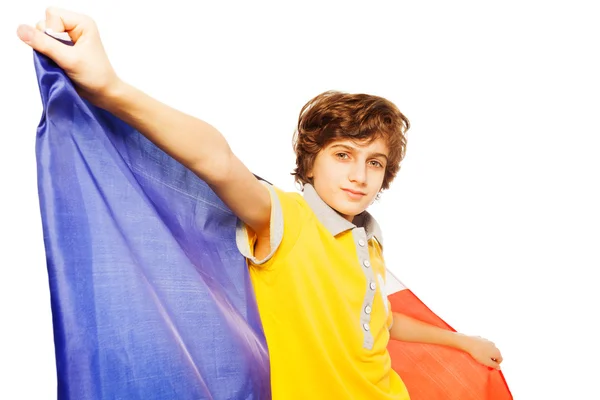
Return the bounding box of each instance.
[17,7,503,399]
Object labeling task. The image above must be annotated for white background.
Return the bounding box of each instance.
[2,1,599,399]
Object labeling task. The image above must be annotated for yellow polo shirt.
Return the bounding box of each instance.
[236,183,410,399]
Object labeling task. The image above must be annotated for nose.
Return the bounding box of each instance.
[348,161,367,185]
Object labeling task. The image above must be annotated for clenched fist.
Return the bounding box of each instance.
[17,7,122,106]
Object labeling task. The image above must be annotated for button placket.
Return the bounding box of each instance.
[353,227,376,350]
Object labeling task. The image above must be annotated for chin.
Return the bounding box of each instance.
[332,202,368,219]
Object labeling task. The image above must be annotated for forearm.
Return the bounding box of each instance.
[97,80,232,184]
[389,312,468,351]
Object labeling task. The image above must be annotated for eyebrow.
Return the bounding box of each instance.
[329,143,389,161]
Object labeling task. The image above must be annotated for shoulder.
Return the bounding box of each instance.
[236,182,314,267]
[271,185,307,209]
[255,183,312,225]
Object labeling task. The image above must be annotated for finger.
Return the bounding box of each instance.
[495,353,503,364]
[487,358,501,370]
[35,19,46,31]
[17,24,72,63]
[486,357,500,369]
[489,346,502,361]
[37,18,72,45]
[45,7,93,40]
[46,7,69,32]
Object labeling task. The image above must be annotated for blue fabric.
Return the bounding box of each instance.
[33,51,271,400]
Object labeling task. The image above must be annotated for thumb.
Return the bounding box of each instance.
[45,6,66,33]
[17,24,71,63]
[484,357,501,370]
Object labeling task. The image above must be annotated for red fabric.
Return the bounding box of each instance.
[387,288,513,400]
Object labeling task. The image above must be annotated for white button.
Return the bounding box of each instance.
[358,239,366,247]
[363,323,370,331]
[363,260,371,268]
[370,282,376,290]
[364,305,372,314]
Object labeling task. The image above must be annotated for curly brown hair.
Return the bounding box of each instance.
[292,90,410,191]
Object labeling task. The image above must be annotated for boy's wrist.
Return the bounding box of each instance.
[95,78,127,109]
[451,332,473,352]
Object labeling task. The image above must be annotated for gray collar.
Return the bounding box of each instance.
[302,184,384,245]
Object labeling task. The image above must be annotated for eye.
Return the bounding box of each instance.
[335,152,349,160]
[369,160,384,168]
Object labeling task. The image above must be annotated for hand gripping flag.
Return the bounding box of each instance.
[33,50,512,399]
[386,273,512,399]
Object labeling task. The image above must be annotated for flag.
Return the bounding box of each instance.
[34,51,271,400]
[387,272,513,399]
[33,49,512,399]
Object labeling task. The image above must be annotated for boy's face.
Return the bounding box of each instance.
[309,137,389,222]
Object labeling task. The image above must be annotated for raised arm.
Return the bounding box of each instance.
[17,7,271,237]
[95,80,271,236]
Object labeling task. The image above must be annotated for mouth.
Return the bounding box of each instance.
[342,188,366,198]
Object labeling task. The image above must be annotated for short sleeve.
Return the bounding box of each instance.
[235,182,283,265]
[235,183,305,267]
